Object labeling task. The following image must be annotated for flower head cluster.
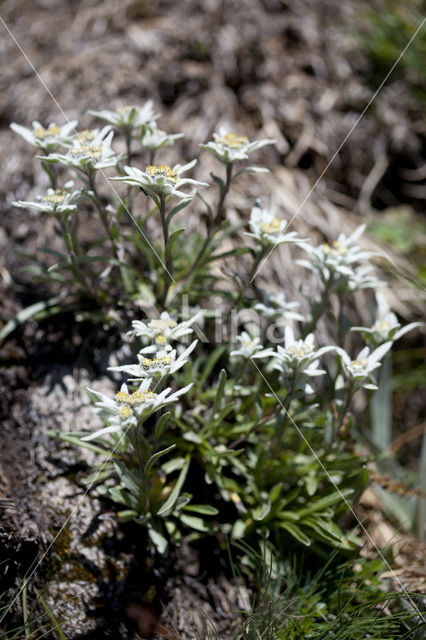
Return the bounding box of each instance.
[141,123,183,152]
[13,181,80,216]
[351,292,421,345]
[83,378,191,441]
[89,101,160,132]
[43,126,120,172]
[10,120,78,153]
[245,201,307,248]
[201,127,275,164]
[111,159,207,200]
[109,340,197,381]
[337,342,392,390]
[297,225,382,291]
[84,311,199,440]
[130,311,202,350]
[230,332,263,359]
[254,291,303,322]
[345,265,384,292]
[254,327,335,394]
[146,164,178,183]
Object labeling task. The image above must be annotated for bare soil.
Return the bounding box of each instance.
[0,0,425,637]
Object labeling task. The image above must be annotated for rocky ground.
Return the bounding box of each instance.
[0,0,425,637]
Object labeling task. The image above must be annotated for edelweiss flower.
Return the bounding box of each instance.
[130,311,202,349]
[111,159,208,200]
[245,202,307,248]
[13,181,79,215]
[297,225,376,287]
[82,378,192,441]
[254,327,335,393]
[43,126,120,172]
[10,120,78,153]
[337,342,392,390]
[201,127,275,164]
[108,340,198,381]
[141,123,183,152]
[273,328,334,373]
[230,332,263,359]
[351,292,421,345]
[345,264,384,292]
[254,291,304,322]
[89,101,160,131]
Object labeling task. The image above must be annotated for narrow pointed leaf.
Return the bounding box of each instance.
[157,455,190,516]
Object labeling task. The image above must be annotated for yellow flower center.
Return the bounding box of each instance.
[116,389,158,408]
[287,344,312,358]
[42,189,66,204]
[155,334,167,345]
[149,129,165,138]
[262,217,281,234]
[118,105,136,114]
[129,390,157,405]
[115,391,132,403]
[351,358,368,370]
[120,405,133,419]
[140,355,173,369]
[217,132,248,149]
[322,241,348,256]
[35,125,61,139]
[148,318,177,331]
[69,144,102,159]
[373,320,391,332]
[146,165,177,184]
[76,130,95,142]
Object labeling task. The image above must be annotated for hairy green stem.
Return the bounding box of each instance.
[134,425,149,514]
[302,274,335,338]
[229,405,281,450]
[41,159,57,190]
[87,171,133,294]
[179,164,234,286]
[333,384,356,445]
[124,130,136,214]
[125,129,133,165]
[336,293,350,348]
[59,217,96,298]
[88,172,119,256]
[214,163,233,225]
[180,228,213,284]
[248,248,267,301]
[160,195,172,306]
[273,371,297,456]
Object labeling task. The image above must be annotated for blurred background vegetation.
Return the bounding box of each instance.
[0,0,424,637]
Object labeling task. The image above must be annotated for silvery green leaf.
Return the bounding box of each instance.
[148,521,168,553]
[145,445,176,475]
[278,521,311,546]
[179,514,210,532]
[252,501,271,521]
[157,455,190,517]
[182,504,219,516]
